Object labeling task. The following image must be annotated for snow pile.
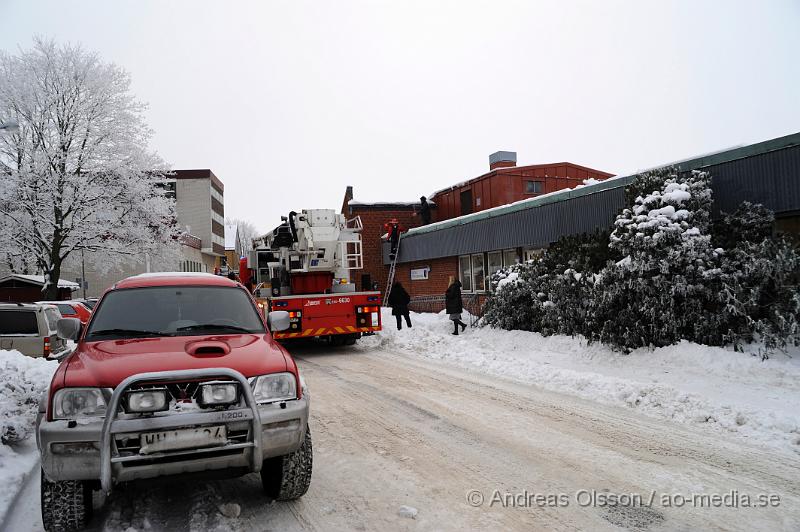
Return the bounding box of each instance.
[0,350,58,521]
[364,310,800,454]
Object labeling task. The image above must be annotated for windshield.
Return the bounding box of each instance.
[85,286,265,340]
[55,304,77,316]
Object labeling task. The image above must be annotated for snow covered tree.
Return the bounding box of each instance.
[226,217,260,251]
[0,38,178,298]
[592,170,718,350]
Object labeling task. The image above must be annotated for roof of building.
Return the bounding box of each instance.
[429,161,616,198]
[0,274,80,289]
[172,169,224,192]
[390,131,800,264]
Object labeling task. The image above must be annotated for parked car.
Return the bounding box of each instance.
[36,300,92,326]
[37,273,312,531]
[79,298,99,310]
[0,303,67,358]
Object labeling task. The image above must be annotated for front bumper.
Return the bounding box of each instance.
[37,368,309,492]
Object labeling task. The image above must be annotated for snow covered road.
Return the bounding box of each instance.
[4,343,799,531]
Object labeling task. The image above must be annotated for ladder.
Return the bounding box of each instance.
[382,231,402,306]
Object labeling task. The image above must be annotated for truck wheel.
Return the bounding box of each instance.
[329,335,346,346]
[261,426,313,501]
[40,469,93,531]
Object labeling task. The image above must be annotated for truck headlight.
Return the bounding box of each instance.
[124,388,170,413]
[199,382,239,407]
[250,372,297,403]
[52,388,107,419]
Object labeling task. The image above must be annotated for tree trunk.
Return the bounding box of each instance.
[42,253,63,300]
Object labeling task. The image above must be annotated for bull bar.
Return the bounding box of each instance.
[100,367,263,493]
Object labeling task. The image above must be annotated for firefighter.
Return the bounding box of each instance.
[387,282,412,330]
[445,278,468,335]
[384,219,404,260]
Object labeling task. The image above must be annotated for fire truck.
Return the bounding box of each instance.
[245,209,382,344]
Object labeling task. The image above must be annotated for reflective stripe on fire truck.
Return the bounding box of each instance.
[273,326,379,339]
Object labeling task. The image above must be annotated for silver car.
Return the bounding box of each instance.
[0,303,68,358]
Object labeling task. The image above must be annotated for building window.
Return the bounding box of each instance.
[524,248,543,262]
[503,249,518,268]
[525,180,543,194]
[471,254,485,292]
[487,251,503,290]
[459,255,472,292]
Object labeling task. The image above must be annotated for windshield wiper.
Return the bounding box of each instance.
[176,324,255,333]
[88,328,173,338]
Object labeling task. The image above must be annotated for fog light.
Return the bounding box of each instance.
[125,389,170,413]
[199,382,239,407]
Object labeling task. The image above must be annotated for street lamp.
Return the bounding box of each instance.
[0,120,20,134]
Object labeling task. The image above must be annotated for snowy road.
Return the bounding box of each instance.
[5,343,800,531]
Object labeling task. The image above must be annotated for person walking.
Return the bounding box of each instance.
[388,282,412,330]
[445,279,467,335]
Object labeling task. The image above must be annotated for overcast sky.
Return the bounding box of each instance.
[2,0,798,232]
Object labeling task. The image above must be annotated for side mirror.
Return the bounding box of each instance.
[267,311,290,332]
[56,317,82,341]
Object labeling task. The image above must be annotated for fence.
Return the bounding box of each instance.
[407,293,486,326]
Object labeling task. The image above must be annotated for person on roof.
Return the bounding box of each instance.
[418,196,431,225]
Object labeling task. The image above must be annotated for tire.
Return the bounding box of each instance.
[261,426,313,501]
[40,469,93,531]
[329,335,346,347]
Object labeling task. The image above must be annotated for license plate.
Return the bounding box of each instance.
[140,425,227,454]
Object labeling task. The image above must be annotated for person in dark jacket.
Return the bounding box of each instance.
[388,282,412,330]
[445,279,467,335]
[418,196,431,225]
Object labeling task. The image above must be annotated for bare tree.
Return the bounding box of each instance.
[226,217,260,251]
[0,38,178,298]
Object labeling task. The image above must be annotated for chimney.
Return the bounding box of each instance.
[489,151,517,170]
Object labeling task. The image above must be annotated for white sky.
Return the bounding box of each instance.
[2,0,799,233]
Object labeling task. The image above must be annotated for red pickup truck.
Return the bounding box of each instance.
[36,273,312,531]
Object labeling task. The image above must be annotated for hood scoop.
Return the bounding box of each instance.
[185,340,231,357]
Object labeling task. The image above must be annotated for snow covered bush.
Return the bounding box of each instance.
[1,351,57,446]
[484,168,800,355]
[592,170,719,350]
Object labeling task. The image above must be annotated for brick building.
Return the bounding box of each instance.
[342,152,613,301]
[341,186,431,293]
[386,132,800,308]
[430,151,614,221]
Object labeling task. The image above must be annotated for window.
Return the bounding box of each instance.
[0,310,39,335]
[487,251,503,290]
[524,248,543,262]
[459,256,472,292]
[471,254,485,292]
[503,249,518,268]
[460,189,473,216]
[525,180,543,194]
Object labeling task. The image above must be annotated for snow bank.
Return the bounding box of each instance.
[363,310,800,454]
[0,350,58,522]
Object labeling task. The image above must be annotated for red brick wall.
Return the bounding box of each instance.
[347,207,420,293]
[431,163,614,221]
[391,256,459,299]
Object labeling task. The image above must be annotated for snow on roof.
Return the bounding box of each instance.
[0,274,79,289]
[349,198,434,207]
[225,224,238,250]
